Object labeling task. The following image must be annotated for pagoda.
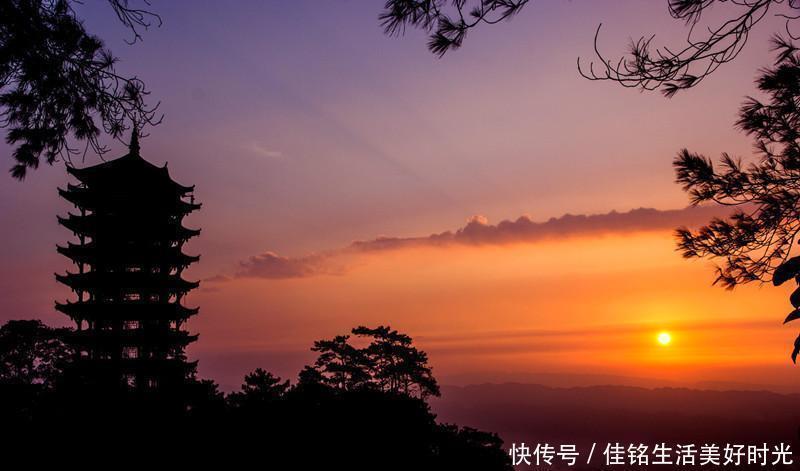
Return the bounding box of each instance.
[55,131,201,399]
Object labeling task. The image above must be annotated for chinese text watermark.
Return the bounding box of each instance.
[508,442,794,467]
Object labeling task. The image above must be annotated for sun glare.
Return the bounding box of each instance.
[657,332,672,346]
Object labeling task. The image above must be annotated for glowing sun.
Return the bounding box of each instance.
[657,332,672,346]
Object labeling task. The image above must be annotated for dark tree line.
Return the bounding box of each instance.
[0,319,71,386]
[0,319,512,470]
[0,320,71,424]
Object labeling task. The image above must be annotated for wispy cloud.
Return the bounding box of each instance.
[246,141,284,159]
[203,274,232,283]
[224,205,731,281]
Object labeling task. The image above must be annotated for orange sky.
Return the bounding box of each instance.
[191,225,799,391]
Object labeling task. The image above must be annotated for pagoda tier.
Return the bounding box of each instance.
[69,358,199,373]
[66,359,199,392]
[57,213,201,241]
[55,133,201,397]
[68,358,199,378]
[59,183,201,212]
[55,271,200,293]
[55,298,200,321]
[68,329,199,349]
[57,242,199,268]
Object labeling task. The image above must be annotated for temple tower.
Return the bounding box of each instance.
[55,132,201,398]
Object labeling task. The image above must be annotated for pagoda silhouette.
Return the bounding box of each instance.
[54,131,201,405]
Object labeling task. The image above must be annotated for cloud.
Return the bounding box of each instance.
[233,205,731,280]
[246,141,284,159]
[203,274,232,283]
[236,251,341,279]
[350,205,731,252]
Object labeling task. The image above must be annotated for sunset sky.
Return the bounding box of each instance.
[1,0,799,392]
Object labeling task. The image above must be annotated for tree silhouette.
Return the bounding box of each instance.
[0,319,72,425]
[220,327,512,470]
[580,0,796,97]
[0,319,511,468]
[311,334,373,391]
[0,319,72,387]
[380,0,529,57]
[310,326,440,398]
[353,325,440,398]
[674,37,800,360]
[381,0,800,97]
[227,368,289,409]
[1,0,161,179]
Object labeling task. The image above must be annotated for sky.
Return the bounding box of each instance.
[1,0,799,392]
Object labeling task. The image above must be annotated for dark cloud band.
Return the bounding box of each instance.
[231,205,729,280]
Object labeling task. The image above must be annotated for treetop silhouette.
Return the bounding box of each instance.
[310,325,440,399]
[0,320,72,388]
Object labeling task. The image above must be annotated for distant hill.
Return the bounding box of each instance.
[436,372,800,394]
[432,383,800,465]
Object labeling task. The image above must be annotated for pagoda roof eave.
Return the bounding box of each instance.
[55,271,201,292]
[66,153,195,194]
[55,301,199,321]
